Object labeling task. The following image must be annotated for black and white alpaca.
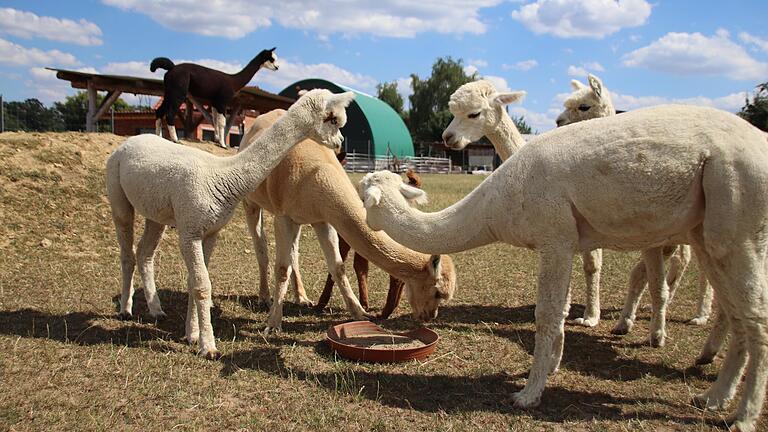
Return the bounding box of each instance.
[150,47,279,147]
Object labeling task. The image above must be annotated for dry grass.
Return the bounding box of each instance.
[0,131,762,431]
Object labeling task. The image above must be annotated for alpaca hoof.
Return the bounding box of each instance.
[691,393,728,411]
[688,316,709,326]
[257,297,272,309]
[294,297,314,307]
[728,419,753,432]
[117,311,133,321]
[262,325,281,336]
[650,334,666,348]
[199,349,222,360]
[611,319,632,335]
[511,390,541,409]
[695,354,715,366]
[572,317,598,327]
[150,311,167,322]
[185,334,199,345]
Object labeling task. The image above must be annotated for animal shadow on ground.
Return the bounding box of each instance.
[222,339,705,426]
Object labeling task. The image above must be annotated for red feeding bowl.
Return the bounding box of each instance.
[325,321,439,363]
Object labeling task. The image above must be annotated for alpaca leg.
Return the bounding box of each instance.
[135,219,167,319]
[264,217,300,334]
[178,234,219,359]
[354,251,371,311]
[643,247,670,347]
[109,186,137,320]
[311,222,369,320]
[202,230,219,267]
[244,202,271,307]
[612,260,647,335]
[512,247,573,408]
[155,118,163,136]
[573,248,601,327]
[212,107,226,148]
[696,301,728,365]
[665,245,690,303]
[185,292,199,344]
[289,227,312,306]
[689,250,714,325]
[316,235,352,310]
[379,278,405,319]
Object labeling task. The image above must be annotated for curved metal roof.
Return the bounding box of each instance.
[279,78,414,157]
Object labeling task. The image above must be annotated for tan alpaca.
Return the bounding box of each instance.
[239,110,456,333]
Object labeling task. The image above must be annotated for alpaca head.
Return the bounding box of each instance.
[260,47,279,71]
[555,74,615,127]
[288,89,355,152]
[442,80,526,150]
[358,170,457,321]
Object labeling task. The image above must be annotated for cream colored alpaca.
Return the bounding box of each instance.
[360,104,768,432]
[556,75,713,330]
[239,110,457,333]
[442,79,605,327]
[106,89,354,358]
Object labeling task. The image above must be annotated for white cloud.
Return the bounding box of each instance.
[739,32,768,54]
[483,75,512,93]
[103,0,503,39]
[463,65,479,76]
[0,8,102,46]
[396,76,414,109]
[257,59,378,94]
[610,91,747,112]
[567,61,604,77]
[502,59,538,71]
[469,59,489,68]
[511,0,651,39]
[623,29,768,81]
[0,38,79,67]
[508,106,559,133]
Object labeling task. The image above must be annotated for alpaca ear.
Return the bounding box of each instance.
[493,91,526,107]
[427,255,442,277]
[587,74,603,98]
[269,47,276,52]
[571,79,587,91]
[362,186,382,208]
[328,91,356,109]
[399,183,428,206]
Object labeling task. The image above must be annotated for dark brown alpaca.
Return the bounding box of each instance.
[150,47,278,145]
[315,163,423,318]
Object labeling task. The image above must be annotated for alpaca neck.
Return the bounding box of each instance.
[486,113,525,162]
[225,114,308,198]
[371,186,498,255]
[232,54,265,89]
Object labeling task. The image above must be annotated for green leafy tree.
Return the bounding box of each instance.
[739,82,768,132]
[3,98,63,131]
[376,81,404,117]
[54,91,132,131]
[408,57,476,144]
[511,115,534,135]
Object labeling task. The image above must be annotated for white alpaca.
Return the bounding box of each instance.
[442,78,606,327]
[556,75,713,330]
[360,104,768,432]
[106,89,355,359]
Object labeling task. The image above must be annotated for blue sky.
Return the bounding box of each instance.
[1,0,766,132]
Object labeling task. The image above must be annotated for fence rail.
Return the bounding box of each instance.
[342,152,453,174]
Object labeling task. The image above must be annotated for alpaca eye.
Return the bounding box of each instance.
[578,104,591,112]
[468,112,481,119]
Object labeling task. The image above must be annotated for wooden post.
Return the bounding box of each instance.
[93,90,122,122]
[86,80,97,132]
[222,106,242,146]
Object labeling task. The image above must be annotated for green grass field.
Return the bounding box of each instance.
[0,132,761,431]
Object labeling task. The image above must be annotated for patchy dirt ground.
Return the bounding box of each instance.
[0,131,762,431]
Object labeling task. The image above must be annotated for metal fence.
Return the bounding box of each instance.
[343,152,453,174]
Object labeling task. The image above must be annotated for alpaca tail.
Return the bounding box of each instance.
[150,57,174,72]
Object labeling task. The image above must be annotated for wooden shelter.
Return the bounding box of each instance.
[48,68,294,134]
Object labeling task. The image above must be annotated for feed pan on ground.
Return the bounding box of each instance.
[325,321,439,363]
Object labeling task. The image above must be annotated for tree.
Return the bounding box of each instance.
[3,98,63,132]
[54,91,132,132]
[511,115,534,135]
[376,81,404,117]
[739,81,768,132]
[408,57,477,144]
